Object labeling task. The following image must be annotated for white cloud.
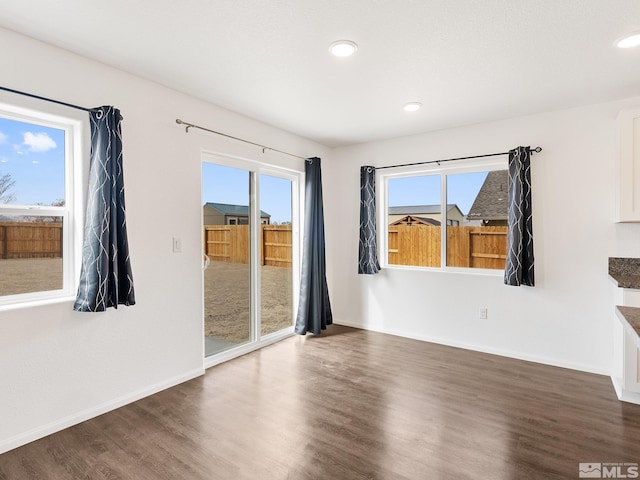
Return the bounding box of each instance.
[32,160,39,164]
[0,157,7,163]
[0,132,7,144]
[23,132,56,152]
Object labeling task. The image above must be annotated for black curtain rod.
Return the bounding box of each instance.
[0,85,91,112]
[375,146,542,170]
[176,119,311,161]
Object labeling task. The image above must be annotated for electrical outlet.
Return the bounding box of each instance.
[172,237,183,253]
[479,307,488,319]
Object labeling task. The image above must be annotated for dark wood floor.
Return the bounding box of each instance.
[2,325,640,479]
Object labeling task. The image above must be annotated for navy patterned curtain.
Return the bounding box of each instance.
[358,166,380,274]
[74,106,135,311]
[504,146,534,286]
[295,157,333,335]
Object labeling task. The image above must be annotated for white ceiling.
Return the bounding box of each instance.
[1,0,639,147]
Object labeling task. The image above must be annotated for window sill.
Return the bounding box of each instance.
[0,293,76,312]
[383,264,504,277]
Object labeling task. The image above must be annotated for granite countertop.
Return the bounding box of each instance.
[609,257,640,289]
[610,274,640,289]
[616,306,640,349]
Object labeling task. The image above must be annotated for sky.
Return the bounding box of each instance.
[388,171,489,215]
[0,116,65,206]
[202,163,292,224]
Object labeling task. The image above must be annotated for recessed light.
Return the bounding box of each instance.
[329,40,358,57]
[616,32,640,49]
[403,102,422,112]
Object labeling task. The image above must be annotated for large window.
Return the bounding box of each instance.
[0,103,82,307]
[382,161,508,271]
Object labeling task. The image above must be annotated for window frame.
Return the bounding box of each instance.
[379,158,508,275]
[0,100,85,309]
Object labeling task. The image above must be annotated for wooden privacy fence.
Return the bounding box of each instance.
[388,225,508,269]
[204,225,292,267]
[0,222,63,259]
[205,224,507,270]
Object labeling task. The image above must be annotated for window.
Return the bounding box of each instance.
[0,102,82,307]
[382,161,508,271]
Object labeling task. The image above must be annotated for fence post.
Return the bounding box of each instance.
[261,225,265,266]
[1,225,6,259]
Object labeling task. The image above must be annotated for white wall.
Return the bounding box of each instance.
[326,98,640,375]
[0,27,329,453]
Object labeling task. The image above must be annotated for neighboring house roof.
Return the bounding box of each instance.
[390,215,441,226]
[467,170,508,221]
[204,202,270,218]
[388,204,462,215]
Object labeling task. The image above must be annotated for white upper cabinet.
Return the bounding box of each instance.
[616,108,640,222]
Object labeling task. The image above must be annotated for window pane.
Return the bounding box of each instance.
[259,174,293,337]
[0,108,67,299]
[202,163,251,356]
[388,175,441,267]
[0,117,65,207]
[0,215,63,296]
[447,170,509,269]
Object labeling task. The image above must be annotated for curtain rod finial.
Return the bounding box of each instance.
[176,119,191,133]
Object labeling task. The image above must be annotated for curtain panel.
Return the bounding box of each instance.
[358,166,381,274]
[295,157,333,335]
[504,146,535,287]
[74,106,135,312]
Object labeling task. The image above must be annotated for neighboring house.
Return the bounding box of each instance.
[388,204,465,226]
[390,215,442,226]
[466,170,509,226]
[203,202,271,225]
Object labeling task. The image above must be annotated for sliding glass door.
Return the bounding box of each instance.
[202,154,299,358]
[260,174,294,337]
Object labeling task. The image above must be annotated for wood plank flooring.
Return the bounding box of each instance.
[2,325,640,479]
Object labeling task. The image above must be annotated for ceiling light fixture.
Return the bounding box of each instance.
[403,102,422,112]
[329,40,358,57]
[616,32,640,49]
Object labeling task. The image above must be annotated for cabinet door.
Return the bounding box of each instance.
[616,108,640,222]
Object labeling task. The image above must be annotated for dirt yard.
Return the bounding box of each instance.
[0,258,293,344]
[0,257,63,296]
[204,261,293,343]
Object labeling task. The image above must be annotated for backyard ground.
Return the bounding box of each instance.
[204,261,293,343]
[0,258,62,296]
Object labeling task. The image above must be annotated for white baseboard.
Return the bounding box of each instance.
[617,388,640,405]
[0,367,205,455]
[610,376,640,405]
[334,320,610,376]
[612,375,624,399]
